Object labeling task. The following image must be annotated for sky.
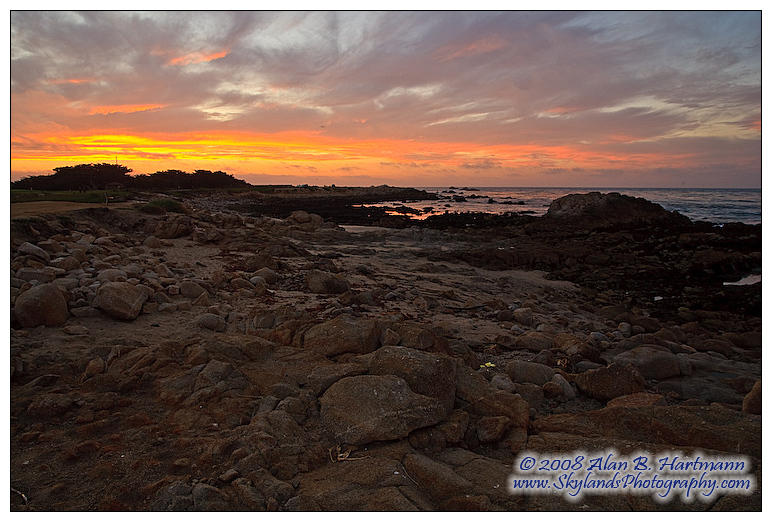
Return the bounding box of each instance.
[10,11,761,187]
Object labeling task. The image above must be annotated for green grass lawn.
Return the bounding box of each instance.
[11,189,132,204]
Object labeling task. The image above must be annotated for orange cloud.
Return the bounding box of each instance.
[168,49,229,66]
[88,104,167,115]
[48,77,96,85]
[11,129,695,183]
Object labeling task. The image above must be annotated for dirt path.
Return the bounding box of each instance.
[10,201,135,219]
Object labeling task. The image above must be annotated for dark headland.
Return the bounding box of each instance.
[10,183,761,511]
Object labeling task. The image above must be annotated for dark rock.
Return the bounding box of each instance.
[476,416,510,443]
[369,345,457,414]
[545,191,690,229]
[614,344,682,380]
[306,269,350,294]
[606,392,666,408]
[571,363,646,401]
[180,280,207,299]
[303,315,380,356]
[14,283,69,327]
[197,313,226,332]
[505,360,554,385]
[19,241,51,263]
[93,282,148,320]
[320,375,446,445]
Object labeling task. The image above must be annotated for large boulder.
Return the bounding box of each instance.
[93,282,149,320]
[320,375,447,445]
[572,363,646,401]
[544,192,690,229]
[18,242,51,263]
[14,283,69,327]
[614,345,682,380]
[305,270,350,294]
[368,345,457,414]
[303,315,380,356]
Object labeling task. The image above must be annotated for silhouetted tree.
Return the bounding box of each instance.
[12,163,133,190]
[12,164,250,191]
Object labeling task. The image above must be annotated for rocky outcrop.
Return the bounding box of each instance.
[368,345,457,414]
[303,315,380,356]
[545,191,690,229]
[320,375,447,445]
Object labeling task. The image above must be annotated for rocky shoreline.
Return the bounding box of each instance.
[10,190,761,511]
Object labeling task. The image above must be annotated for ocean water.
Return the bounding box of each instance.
[367,187,761,225]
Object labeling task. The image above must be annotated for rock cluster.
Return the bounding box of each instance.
[9,193,761,511]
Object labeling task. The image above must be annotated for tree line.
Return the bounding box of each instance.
[11,164,251,191]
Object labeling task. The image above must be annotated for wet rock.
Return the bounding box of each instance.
[303,315,380,356]
[614,344,682,380]
[571,363,646,401]
[505,360,554,385]
[305,269,350,294]
[742,380,761,414]
[14,283,69,327]
[320,375,447,445]
[369,345,457,414]
[93,282,148,320]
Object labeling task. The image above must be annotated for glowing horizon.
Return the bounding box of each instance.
[11,11,761,188]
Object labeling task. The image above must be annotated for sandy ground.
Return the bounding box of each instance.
[10,201,135,219]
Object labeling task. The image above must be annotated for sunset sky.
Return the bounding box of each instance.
[10,11,761,187]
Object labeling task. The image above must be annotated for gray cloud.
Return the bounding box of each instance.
[10,11,761,186]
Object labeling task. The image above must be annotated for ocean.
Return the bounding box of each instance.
[366,187,761,225]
